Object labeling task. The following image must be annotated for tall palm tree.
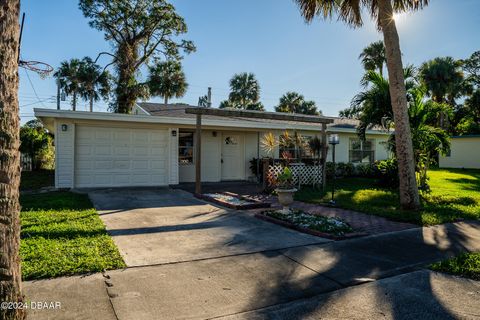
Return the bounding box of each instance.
[0,0,26,319]
[148,60,188,105]
[228,72,260,109]
[54,58,83,111]
[294,0,427,210]
[420,57,465,104]
[78,57,111,112]
[419,57,466,128]
[359,41,386,75]
[275,91,320,115]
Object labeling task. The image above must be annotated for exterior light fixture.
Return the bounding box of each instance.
[171,130,177,137]
[61,124,68,132]
[328,134,340,205]
[212,131,217,137]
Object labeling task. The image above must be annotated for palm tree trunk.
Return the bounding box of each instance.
[164,96,168,105]
[72,91,77,111]
[378,0,420,210]
[89,95,93,112]
[0,1,26,319]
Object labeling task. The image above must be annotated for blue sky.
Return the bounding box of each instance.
[19,0,479,123]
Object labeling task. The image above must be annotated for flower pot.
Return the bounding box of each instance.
[275,188,297,211]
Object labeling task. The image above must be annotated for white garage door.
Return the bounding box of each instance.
[75,126,169,188]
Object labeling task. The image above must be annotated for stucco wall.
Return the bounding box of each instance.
[55,120,75,188]
[179,130,222,182]
[439,137,480,169]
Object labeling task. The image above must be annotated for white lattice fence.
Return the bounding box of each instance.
[267,163,323,188]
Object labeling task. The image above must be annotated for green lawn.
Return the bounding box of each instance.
[20,170,54,191]
[20,191,125,280]
[295,168,480,225]
[431,252,480,281]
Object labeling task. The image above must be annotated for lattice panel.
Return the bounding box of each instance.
[267,164,323,188]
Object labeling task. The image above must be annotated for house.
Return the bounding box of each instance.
[439,135,480,169]
[34,103,391,189]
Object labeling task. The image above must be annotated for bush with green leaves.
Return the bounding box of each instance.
[20,120,54,170]
[373,158,399,188]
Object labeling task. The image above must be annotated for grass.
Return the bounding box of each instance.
[20,191,125,280]
[430,252,480,281]
[20,169,54,191]
[295,168,480,226]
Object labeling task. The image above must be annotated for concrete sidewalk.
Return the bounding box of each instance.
[24,221,480,319]
[219,270,480,320]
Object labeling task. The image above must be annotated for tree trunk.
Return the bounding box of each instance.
[72,91,77,111]
[0,0,26,319]
[164,96,168,105]
[115,43,138,114]
[378,0,420,210]
[89,95,93,112]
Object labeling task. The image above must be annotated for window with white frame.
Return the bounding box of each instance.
[349,139,375,164]
[179,131,194,164]
[278,134,314,159]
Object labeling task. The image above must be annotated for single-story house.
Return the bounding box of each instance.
[34,103,391,189]
[439,135,480,169]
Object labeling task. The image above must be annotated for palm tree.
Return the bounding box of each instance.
[0,0,26,318]
[420,57,465,104]
[148,60,188,105]
[275,91,320,115]
[78,57,111,112]
[388,88,450,190]
[419,57,466,128]
[343,67,416,139]
[294,0,426,210]
[54,58,83,111]
[359,41,386,75]
[228,72,260,109]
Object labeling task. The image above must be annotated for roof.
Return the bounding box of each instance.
[33,104,389,136]
[137,102,383,133]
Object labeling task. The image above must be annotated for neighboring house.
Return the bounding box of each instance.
[34,103,391,189]
[439,135,480,169]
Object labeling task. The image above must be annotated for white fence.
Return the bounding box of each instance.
[21,153,32,171]
[267,163,323,188]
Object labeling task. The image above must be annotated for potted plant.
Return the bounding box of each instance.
[275,166,297,212]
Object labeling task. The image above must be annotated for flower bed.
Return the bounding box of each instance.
[256,209,362,240]
[197,192,271,210]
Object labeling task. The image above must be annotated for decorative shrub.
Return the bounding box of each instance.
[373,158,399,188]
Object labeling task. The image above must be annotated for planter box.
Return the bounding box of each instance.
[197,192,271,210]
[254,212,367,240]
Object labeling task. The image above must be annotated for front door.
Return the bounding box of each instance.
[221,133,244,180]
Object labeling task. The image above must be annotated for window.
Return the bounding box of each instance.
[179,131,194,164]
[278,134,314,159]
[349,139,375,164]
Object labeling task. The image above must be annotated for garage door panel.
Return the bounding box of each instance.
[150,146,167,156]
[114,146,130,156]
[75,126,169,188]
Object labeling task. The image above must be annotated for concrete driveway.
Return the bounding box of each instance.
[88,188,329,266]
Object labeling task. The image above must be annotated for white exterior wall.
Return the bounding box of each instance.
[325,132,390,163]
[439,137,480,169]
[55,120,75,188]
[178,130,222,182]
[169,128,179,184]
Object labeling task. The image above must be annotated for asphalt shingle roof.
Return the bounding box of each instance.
[137,102,364,129]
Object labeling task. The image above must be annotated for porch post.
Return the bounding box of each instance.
[321,123,327,190]
[195,114,202,195]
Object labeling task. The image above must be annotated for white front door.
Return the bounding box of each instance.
[221,133,244,180]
